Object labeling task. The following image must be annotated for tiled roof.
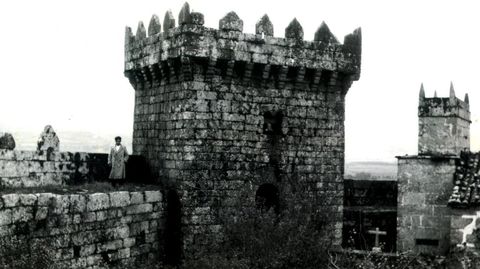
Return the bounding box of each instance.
[448,151,480,207]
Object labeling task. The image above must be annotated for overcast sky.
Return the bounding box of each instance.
[0,0,479,162]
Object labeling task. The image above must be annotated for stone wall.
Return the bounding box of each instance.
[124,3,361,255]
[0,190,164,268]
[397,156,456,254]
[0,149,109,188]
[0,150,155,188]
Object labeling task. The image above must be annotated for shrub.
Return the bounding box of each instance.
[182,186,332,269]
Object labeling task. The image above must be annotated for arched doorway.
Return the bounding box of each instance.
[255,183,280,213]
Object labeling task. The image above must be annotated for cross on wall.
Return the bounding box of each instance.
[367,227,387,251]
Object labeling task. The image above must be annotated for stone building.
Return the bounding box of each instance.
[397,83,475,255]
[124,2,361,256]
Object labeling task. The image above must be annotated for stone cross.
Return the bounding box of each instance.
[368,227,387,252]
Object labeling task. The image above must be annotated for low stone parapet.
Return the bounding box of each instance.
[0,190,164,268]
[0,149,109,188]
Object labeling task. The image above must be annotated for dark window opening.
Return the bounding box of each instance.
[161,61,171,83]
[35,219,47,231]
[269,65,281,87]
[73,246,81,259]
[192,57,209,78]
[415,239,439,246]
[164,189,183,266]
[263,111,284,135]
[252,63,265,79]
[251,63,265,87]
[101,252,110,263]
[319,70,333,89]
[172,57,182,78]
[142,66,152,82]
[305,68,315,87]
[286,66,299,81]
[256,184,280,213]
[138,231,146,244]
[133,70,143,86]
[216,59,229,77]
[152,63,162,82]
[233,61,247,79]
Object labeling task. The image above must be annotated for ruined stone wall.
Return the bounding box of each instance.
[0,149,109,188]
[0,150,155,188]
[397,156,455,254]
[124,3,361,255]
[0,190,164,268]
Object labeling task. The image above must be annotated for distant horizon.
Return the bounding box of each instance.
[9,129,403,163]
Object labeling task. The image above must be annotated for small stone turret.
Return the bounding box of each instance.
[418,83,471,156]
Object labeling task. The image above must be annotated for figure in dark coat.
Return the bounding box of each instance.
[108,136,129,184]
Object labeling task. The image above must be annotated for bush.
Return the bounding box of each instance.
[182,186,332,269]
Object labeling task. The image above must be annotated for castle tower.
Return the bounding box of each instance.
[418,82,471,156]
[397,83,471,255]
[124,3,361,258]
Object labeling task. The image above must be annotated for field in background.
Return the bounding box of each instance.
[345,161,397,181]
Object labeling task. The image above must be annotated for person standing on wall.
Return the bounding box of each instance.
[108,136,129,187]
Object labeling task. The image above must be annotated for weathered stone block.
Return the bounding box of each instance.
[2,194,19,207]
[18,194,37,206]
[130,192,144,204]
[96,211,107,221]
[86,193,110,211]
[0,209,12,226]
[118,248,131,259]
[51,195,70,214]
[113,226,130,239]
[80,244,96,257]
[97,239,123,252]
[70,195,87,213]
[86,254,102,266]
[402,192,426,205]
[12,207,33,223]
[35,207,49,220]
[37,193,54,206]
[110,192,131,207]
[451,215,474,229]
[450,230,464,245]
[123,237,136,248]
[144,191,162,203]
[126,204,153,215]
[82,212,97,223]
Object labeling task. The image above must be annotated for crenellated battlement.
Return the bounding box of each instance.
[418,82,471,156]
[124,2,361,89]
[419,82,470,121]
